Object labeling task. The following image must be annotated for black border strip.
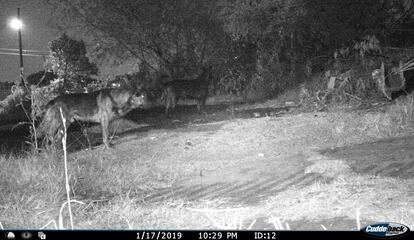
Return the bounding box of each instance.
[1,230,413,240]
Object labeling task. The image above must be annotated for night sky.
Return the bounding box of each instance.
[0,0,141,84]
[0,0,57,83]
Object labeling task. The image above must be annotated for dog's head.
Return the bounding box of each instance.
[198,65,213,84]
[129,87,150,109]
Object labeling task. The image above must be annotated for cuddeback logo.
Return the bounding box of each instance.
[362,222,410,238]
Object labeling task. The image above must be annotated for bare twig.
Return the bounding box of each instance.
[186,207,249,212]
[59,107,73,229]
[344,92,362,101]
[356,208,361,230]
[186,207,249,229]
[41,219,58,230]
[124,218,134,230]
[247,219,256,230]
[270,215,281,230]
[58,200,85,229]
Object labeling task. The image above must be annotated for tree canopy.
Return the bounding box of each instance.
[47,33,98,92]
[45,0,414,95]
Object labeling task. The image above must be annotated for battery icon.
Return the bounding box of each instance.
[38,232,46,239]
[5,232,15,239]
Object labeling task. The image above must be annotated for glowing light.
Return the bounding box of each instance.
[9,18,23,30]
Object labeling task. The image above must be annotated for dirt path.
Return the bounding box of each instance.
[133,120,414,229]
[143,153,321,205]
[75,103,409,230]
[321,136,414,179]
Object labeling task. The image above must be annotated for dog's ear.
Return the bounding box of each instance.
[123,74,134,89]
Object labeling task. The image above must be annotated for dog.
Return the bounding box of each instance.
[160,66,212,117]
[38,87,148,149]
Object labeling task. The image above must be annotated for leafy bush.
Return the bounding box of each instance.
[47,33,99,93]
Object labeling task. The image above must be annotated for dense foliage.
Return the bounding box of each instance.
[45,0,414,97]
[47,33,98,92]
[26,70,57,87]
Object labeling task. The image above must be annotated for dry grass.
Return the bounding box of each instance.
[0,153,64,227]
[390,94,414,127]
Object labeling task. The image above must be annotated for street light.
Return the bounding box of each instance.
[9,8,25,86]
[9,18,23,30]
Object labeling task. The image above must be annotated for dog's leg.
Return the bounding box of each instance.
[165,87,178,118]
[101,115,114,149]
[165,96,171,117]
[197,99,202,112]
[101,114,109,148]
[172,94,178,115]
[197,96,207,114]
